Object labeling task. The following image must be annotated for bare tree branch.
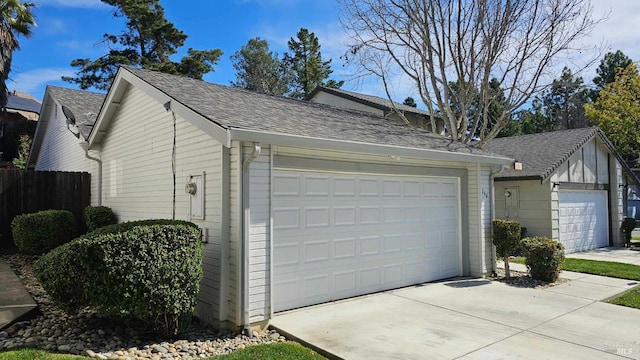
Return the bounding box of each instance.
[339,0,601,147]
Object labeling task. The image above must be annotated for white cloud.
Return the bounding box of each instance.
[8,68,75,95]
[37,0,108,9]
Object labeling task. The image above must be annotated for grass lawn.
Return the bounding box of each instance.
[562,258,640,281]
[509,257,640,281]
[0,349,89,360]
[609,286,640,309]
[0,343,327,360]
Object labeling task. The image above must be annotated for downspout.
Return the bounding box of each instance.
[241,142,261,337]
[79,141,102,206]
[489,164,510,276]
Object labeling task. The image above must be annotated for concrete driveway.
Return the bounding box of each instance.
[271,273,640,359]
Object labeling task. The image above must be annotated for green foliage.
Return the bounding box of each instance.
[501,67,591,137]
[231,37,291,96]
[403,97,417,107]
[83,206,116,232]
[34,221,203,336]
[86,218,198,238]
[0,119,36,164]
[585,64,640,168]
[0,0,36,108]
[32,238,96,310]
[63,0,222,90]
[11,133,30,169]
[621,217,637,247]
[521,236,565,282]
[492,219,521,258]
[284,28,343,99]
[593,50,634,92]
[11,210,75,254]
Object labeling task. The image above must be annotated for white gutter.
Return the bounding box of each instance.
[229,128,513,165]
[241,142,261,337]
[79,141,102,206]
[489,164,511,275]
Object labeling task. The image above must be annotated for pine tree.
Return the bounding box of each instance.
[284,28,342,99]
[63,0,222,90]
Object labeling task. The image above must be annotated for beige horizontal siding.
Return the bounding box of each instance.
[98,85,224,326]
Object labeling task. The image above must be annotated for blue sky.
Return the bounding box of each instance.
[9,0,640,104]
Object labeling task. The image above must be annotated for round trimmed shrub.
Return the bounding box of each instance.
[11,210,76,254]
[34,220,203,336]
[33,238,97,310]
[521,236,565,282]
[84,206,116,232]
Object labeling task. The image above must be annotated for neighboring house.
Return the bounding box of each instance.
[3,90,40,121]
[308,85,445,135]
[486,128,640,253]
[0,90,41,163]
[82,66,513,330]
[27,86,105,205]
[630,169,640,220]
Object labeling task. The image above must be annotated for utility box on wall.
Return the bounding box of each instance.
[186,172,205,220]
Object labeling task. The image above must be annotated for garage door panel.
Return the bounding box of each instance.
[559,190,608,254]
[273,170,462,312]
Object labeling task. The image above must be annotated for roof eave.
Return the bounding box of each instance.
[89,67,231,149]
[229,128,514,165]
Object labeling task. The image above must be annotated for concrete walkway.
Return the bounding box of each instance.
[566,246,640,265]
[272,270,640,359]
[0,258,37,330]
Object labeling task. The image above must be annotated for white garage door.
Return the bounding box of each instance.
[559,190,608,253]
[272,170,462,312]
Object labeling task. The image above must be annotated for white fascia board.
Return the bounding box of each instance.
[229,128,514,165]
[87,70,128,148]
[89,67,231,148]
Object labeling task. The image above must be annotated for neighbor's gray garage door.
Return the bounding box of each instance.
[272,169,462,312]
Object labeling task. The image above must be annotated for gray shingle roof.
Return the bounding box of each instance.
[126,67,498,157]
[485,127,639,184]
[5,92,41,113]
[48,86,105,138]
[308,85,431,116]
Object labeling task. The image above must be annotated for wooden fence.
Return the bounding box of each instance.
[0,170,90,249]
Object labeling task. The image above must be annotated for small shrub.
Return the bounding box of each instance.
[11,210,75,254]
[621,217,637,247]
[33,238,97,310]
[521,236,565,282]
[34,220,203,336]
[492,219,521,278]
[84,206,116,232]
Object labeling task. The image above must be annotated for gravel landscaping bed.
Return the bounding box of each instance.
[0,254,286,359]
[491,267,567,288]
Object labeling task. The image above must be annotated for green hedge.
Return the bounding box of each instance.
[522,236,565,282]
[34,221,203,336]
[84,206,116,232]
[11,210,76,254]
[85,219,199,238]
